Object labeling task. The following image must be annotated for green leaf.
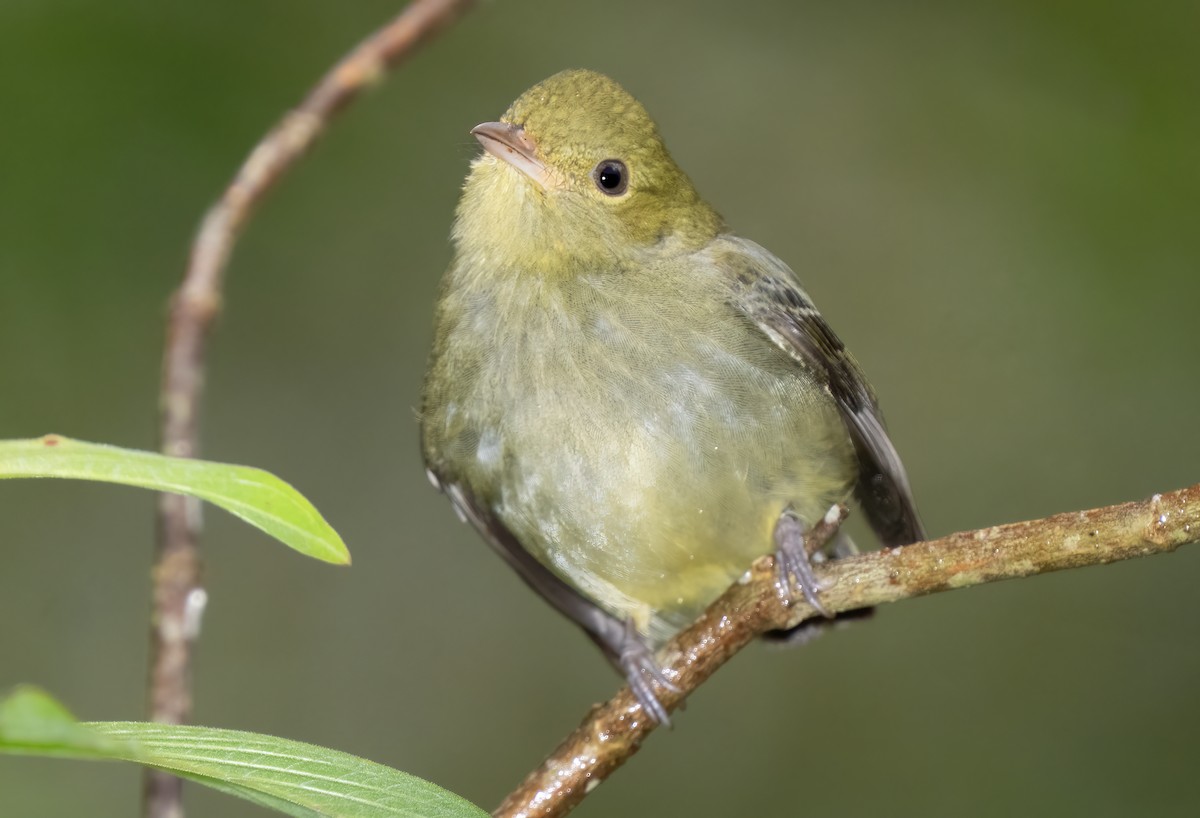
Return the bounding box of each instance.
[1,688,487,818]
[0,435,349,565]
[88,723,489,818]
[0,686,132,759]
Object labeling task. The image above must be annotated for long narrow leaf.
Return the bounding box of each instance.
[0,688,485,818]
[0,435,348,565]
[0,686,131,759]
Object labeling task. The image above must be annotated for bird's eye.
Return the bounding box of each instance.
[592,160,629,196]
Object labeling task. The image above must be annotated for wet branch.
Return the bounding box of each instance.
[146,2,478,817]
[494,483,1200,818]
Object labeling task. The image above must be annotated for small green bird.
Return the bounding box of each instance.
[421,69,924,722]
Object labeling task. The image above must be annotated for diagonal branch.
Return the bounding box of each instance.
[147,2,478,817]
[493,483,1200,818]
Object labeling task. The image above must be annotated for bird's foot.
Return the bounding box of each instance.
[773,508,833,618]
[617,618,678,726]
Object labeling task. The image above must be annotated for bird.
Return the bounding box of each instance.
[420,69,924,723]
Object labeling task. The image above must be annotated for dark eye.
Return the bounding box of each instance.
[592,160,629,195]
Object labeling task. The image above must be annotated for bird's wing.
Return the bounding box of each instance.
[425,469,631,661]
[719,236,926,546]
[427,471,677,722]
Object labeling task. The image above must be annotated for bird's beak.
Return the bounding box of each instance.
[471,121,560,191]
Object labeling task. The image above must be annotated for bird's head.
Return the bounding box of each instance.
[454,69,723,275]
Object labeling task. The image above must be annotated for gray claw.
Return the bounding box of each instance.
[618,620,676,726]
[774,511,833,618]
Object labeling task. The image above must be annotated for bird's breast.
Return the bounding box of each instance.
[424,261,855,640]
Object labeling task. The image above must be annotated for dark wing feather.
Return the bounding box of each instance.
[725,239,926,546]
[427,470,631,662]
[428,473,677,723]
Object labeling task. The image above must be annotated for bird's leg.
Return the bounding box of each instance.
[615,618,679,726]
[773,507,834,618]
[442,483,681,722]
[766,509,875,645]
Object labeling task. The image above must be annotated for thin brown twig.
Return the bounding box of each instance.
[146,3,478,816]
[494,483,1200,818]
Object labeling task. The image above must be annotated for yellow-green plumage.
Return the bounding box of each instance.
[422,70,920,654]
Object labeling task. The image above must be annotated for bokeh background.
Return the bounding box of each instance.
[2,1,1198,816]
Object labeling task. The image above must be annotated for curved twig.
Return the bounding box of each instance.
[147,3,478,816]
[494,484,1200,818]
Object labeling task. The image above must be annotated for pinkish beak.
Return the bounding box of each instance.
[471,121,559,190]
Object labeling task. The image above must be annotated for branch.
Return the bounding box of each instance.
[146,2,478,816]
[494,483,1200,818]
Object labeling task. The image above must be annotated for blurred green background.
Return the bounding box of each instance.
[2,1,1198,816]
